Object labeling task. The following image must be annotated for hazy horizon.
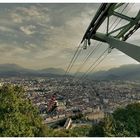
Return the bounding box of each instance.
[0,62,139,73]
[0,3,139,72]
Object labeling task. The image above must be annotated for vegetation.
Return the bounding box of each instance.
[0,84,48,137]
[89,103,140,137]
[1,84,140,137]
[47,101,140,137]
[0,84,91,137]
[48,125,92,137]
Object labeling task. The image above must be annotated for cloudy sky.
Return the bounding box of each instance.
[0,3,139,72]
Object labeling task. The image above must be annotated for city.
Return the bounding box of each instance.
[0,2,139,137]
[1,76,140,129]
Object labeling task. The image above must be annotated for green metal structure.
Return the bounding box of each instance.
[81,3,140,62]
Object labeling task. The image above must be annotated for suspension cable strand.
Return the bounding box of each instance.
[66,47,82,75]
[77,4,131,80]
[109,3,132,32]
[65,44,80,75]
[81,52,108,81]
[61,3,136,104]
[62,3,133,93]
[58,3,137,105]
[79,47,109,80]
[64,43,81,75]
[83,49,109,80]
[108,4,127,31]
[74,42,102,76]
[74,42,99,76]
[73,4,130,77]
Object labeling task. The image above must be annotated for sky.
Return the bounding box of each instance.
[0,3,139,72]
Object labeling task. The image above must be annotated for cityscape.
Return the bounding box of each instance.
[0,2,140,137]
[1,76,140,130]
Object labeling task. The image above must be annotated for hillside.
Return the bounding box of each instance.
[0,63,140,80]
[89,64,140,80]
[0,64,65,77]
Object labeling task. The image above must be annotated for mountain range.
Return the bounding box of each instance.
[0,64,65,77]
[0,63,140,80]
[89,64,140,80]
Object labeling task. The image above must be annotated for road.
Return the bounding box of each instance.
[44,111,104,124]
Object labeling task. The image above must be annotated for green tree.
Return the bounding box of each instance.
[88,121,105,137]
[112,103,140,136]
[48,125,91,137]
[0,84,48,137]
[88,103,140,137]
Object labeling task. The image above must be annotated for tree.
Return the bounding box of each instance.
[0,84,48,137]
[88,121,105,137]
[48,125,92,137]
[88,103,140,137]
[112,103,140,136]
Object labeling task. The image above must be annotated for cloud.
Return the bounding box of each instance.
[20,25,36,35]
[0,26,14,33]
[11,13,23,23]
[10,5,50,24]
[0,3,139,70]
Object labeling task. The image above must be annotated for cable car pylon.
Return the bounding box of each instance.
[81,3,140,62]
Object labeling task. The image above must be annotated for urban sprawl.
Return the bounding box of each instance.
[1,77,140,128]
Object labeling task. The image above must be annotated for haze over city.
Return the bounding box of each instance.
[0,2,140,137]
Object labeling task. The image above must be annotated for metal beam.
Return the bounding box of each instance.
[81,3,140,63]
[108,24,128,35]
[107,37,140,62]
[93,32,140,62]
[116,10,140,38]
[113,11,134,21]
[106,16,110,35]
[81,3,115,43]
[122,22,140,41]
[114,3,124,10]
[88,4,115,39]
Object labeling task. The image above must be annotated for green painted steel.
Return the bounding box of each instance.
[81,3,140,62]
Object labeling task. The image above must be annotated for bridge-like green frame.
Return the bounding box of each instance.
[81,3,140,62]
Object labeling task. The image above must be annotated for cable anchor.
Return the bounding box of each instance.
[82,39,88,50]
[108,45,113,53]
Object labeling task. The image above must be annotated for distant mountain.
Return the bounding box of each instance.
[0,64,28,72]
[89,64,140,80]
[0,63,65,77]
[0,64,31,77]
[0,63,140,80]
[40,68,65,75]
